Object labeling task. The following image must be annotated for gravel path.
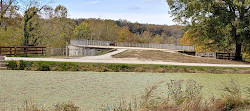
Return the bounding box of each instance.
[4,47,250,68]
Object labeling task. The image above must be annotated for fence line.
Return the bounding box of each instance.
[70,39,195,51]
[196,52,237,60]
[46,47,66,56]
[0,46,46,56]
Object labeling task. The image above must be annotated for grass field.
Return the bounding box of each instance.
[0,70,249,110]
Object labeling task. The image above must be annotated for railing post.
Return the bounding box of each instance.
[25,47,27,57]
[9,47,11,55]
[14,47,17,56]
[42,47,44,56]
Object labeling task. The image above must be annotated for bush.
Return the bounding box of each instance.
[166,80,203,105]
[18,100,46,111]
[7,60,17,70]
[19,60,26,70]
[55,102,79,111]
[38,64,51,71]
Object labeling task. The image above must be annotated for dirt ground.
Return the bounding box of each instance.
[113,50,250,65]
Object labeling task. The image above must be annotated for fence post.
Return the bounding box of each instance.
[25,47,27,57]
[9,47,11,55]
[66,42,68,57]
[42,47,44,56]
[14,47,17,56]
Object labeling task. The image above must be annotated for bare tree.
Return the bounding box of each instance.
[0,0,16,26]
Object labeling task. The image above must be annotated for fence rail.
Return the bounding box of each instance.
[196,52,237,60]
[0,46,46,56]
[46,47,66,56]
[70,39,195,51]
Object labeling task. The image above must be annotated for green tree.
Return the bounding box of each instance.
[152,34,163,44]
[118,26,134,42]
[141,31,152,43]
[54,4,67,19]
[167,0,249,61]
[0,26,23,46]
[23,7,44,46]
[73,22,91,40]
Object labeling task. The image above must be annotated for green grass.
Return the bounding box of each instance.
[6,60,250,74]
[0,70,249,110]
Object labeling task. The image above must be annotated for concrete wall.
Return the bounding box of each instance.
[0,56,4,61]
[68,45,112,56]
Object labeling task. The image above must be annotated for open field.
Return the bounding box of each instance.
[113,50,250,64]
[0,70,249,110]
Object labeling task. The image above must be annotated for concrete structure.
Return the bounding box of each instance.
[0,56,7,70]
[68,45,113,56]
[71,39,195,51]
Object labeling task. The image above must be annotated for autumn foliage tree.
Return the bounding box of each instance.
[118,26,134,42]
[180,31,216,52]
[167,0,249,61]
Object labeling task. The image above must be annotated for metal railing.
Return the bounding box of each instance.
[70,39,195,51]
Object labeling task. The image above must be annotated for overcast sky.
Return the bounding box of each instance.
[54,0,176,25]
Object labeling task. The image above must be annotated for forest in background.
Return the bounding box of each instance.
[0,0,184,48]
[0,0,249,61]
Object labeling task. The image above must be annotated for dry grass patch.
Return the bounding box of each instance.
[113,50,250,64]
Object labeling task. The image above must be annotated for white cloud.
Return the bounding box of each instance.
[82,0,100,5]
[128,6,141,11]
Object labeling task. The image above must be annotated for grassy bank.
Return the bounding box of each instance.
[6,60,250,74]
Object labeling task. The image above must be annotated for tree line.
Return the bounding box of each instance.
[1,0,248,61]
[0,0,185,49]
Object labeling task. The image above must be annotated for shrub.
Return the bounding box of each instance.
[7,60,17,70]
[55,102,79,111]
[19,60,26,70]
[102,99,137,111]
[219,79,250,110]
[166,80,203,105]
[18,101,46,111]
[38,64,51,71]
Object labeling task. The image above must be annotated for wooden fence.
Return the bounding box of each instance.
[0,46,46,56]
[46,47,66,56]
[196,52,237,60]
[216,53,236,60]
[70,39,195,51]
[196,52,217,59]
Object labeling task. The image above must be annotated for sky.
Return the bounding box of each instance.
[53,0,176,25]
